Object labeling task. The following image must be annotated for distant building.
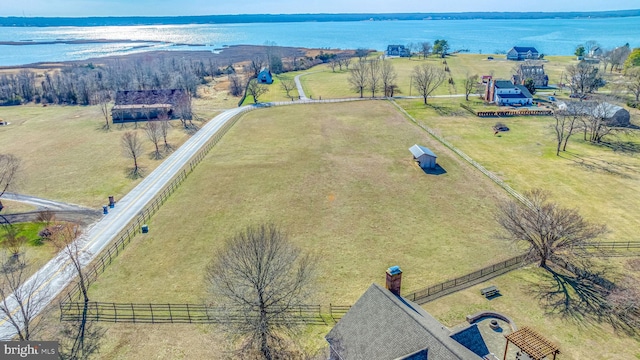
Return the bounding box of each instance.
[506,46,540,61]
[325,266,486,360]
[386,45,411,57]
[485,79,533,106]
[589,46,603,58]
[409,144,437,170]
[111,89,189,123]
[257,68,273,84]
[512,64,549,88]
[557,101,630,126]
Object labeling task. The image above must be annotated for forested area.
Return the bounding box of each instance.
[0,57,221,105]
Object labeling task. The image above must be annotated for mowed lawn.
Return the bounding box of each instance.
[87,100,519,305]
[298,54,577,99]
[423,263,640,360]
[398,98,640,241]
[0,104,196,208]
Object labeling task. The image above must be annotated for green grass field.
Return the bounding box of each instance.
[87,100,517,305]
[397,98,640,241]
[297,54,580,100]
[0,104,197,208]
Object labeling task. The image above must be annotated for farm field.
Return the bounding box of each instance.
[0,104,209,208]
[298,53,579,100]
[87,100,517,306]
[397,98,640,242]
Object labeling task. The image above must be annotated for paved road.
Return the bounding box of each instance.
[0,105,252,340]
[293,73,309,100]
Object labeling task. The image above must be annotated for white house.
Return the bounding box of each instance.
[488,80,533,106]
[409,144,437,169]
[506,46,540,61]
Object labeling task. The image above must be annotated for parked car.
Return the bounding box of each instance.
[487,56,494,60]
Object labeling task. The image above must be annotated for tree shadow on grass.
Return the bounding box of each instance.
[530,261,638,335]
[124,167,145,180]
[600,140,640,155]
[559,151,638,179]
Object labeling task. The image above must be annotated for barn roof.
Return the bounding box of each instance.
[114,89,188,106]
[409,144,437,158]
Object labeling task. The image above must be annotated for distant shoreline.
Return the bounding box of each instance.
[1,10,640,27]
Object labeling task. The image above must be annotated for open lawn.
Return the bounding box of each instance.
[423,264,640,360]
[0,104,197,208]
[87,100,517,306]
[397,98,640,242]
[298,54,579,100]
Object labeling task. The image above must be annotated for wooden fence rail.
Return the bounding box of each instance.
[61,107,256,303]
[60,302,325,325]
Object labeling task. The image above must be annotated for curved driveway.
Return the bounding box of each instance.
[0,105,252,340]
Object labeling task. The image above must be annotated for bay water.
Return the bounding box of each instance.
[1,16,639,66]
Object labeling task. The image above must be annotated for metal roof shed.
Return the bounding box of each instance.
[409,144,437,169]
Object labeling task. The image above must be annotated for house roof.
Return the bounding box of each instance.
[515,85,533,98]
[114,89,187,106]
[450,325,490,358]
[512,46,539,53]
[494,80,516,89]
[325,283,481,360]
[409,144,437,159]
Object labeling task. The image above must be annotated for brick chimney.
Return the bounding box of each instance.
[386,266,402,296]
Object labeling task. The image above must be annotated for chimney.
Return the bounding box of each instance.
[386,266,402,296]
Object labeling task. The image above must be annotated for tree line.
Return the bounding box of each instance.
[0,57,222,106]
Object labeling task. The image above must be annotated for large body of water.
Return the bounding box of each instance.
[1,16,640,66]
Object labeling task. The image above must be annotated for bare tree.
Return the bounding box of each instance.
[412,64,446,105]
[246,79,269,104]
[249,55,266,77]
[94,91,112,130]
[462,73,479,101]
[606,275,640,330]
[608,45,631,72]
[206,224,315,360]
[0,251,49,341]
[0,154,20,198]
[51,224,104,360]
[338,57,351,71]
[497,189,608,268]
[348,59,369,98]
[380,58,398,97]
[420,42,431,59]
[623,67,640,104]
[584,40,599,56]
[145,121,163,160]
[228,74,245,97]
[158,112,172,152]
[328,58,338,72]
[367,59,381,98]
[279,78,297,100]
[553,108,582,155]
[566,62,605,96]
[121,131,143,177]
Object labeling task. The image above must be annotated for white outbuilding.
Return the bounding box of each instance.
[409,144,437,170]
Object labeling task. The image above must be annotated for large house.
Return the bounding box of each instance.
[326,267,487,360]
[485,78,533,106]
[111,89,189,123]
[387,45,411,57]
[506,47,540,61]
[512,64,549,88]
[557,101,630,126]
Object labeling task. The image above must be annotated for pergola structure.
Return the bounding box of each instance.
[503,327,560,360]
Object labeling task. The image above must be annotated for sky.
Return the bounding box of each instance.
[1,0,639,17]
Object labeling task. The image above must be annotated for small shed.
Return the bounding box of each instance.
[257,68,273,84]
[409,144,437,169]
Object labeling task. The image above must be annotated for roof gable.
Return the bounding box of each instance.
[512,46,539,53]
[326,284,480,360]
[409,144,437,159]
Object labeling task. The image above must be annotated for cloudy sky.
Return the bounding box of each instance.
[1,0,639,17]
